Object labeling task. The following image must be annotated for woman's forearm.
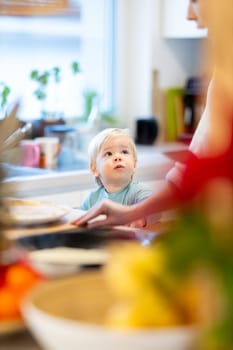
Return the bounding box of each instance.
[129,180,179,221]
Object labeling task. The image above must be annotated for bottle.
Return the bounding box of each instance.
[39,151,46,168]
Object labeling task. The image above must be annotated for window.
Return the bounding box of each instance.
[0,0,115,121]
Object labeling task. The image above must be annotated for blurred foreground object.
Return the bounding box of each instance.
[103,0,233,341]
[22,269,197,350]
[205,0,233,95]
[0,150,42,326]
[0,103,32,158]
[103,170,233,349]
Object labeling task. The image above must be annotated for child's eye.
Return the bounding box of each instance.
[121,149,129,154]
[104,151,112,157]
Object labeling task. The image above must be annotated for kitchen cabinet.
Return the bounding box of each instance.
[162,0,207,38]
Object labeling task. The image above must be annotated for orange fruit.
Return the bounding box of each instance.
[0,287,21,320]
[5,263,39,293]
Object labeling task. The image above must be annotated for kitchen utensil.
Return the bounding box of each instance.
[21,270,198,350]
[0,123,32,153]
[10,225,157,278]
[13,226,157,250]
[27,247,109,278]
[0,103,21,144]
[4,199,69,226]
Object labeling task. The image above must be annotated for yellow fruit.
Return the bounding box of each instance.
[104,243,166,299]
[106,290,185,329]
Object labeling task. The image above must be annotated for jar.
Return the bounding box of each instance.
[45,125,77,168]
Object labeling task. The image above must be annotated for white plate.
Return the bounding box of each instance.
[5,199,69,225]
[28,247,109,278]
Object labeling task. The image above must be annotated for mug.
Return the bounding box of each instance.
[45,125,77,166]
[135,116,159,145]
[35,137,60,169]
[20,140,40,168]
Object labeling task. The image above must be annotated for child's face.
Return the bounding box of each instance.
[93,135,136,191]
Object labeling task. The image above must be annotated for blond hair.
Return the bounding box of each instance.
[88,128,137,185]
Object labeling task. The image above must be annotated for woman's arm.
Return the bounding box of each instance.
[71,179,179,228]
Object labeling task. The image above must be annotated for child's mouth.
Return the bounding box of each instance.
[114,165,124,169]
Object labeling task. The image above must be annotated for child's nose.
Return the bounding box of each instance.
[114,153,122,161]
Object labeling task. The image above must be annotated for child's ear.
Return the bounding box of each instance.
[91,164,99,178]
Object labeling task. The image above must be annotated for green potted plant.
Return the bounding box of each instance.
[30,66,61,120]
[0,82,11,118]
[30,61,81,121]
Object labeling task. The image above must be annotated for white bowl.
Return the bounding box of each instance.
[22,271,198,350]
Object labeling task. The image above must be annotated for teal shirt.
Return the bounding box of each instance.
[79,181,152,210]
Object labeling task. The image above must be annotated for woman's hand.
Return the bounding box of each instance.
[71,199,136,228]
[128,218,147,228]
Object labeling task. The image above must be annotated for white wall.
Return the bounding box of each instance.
[115,0,205,138]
